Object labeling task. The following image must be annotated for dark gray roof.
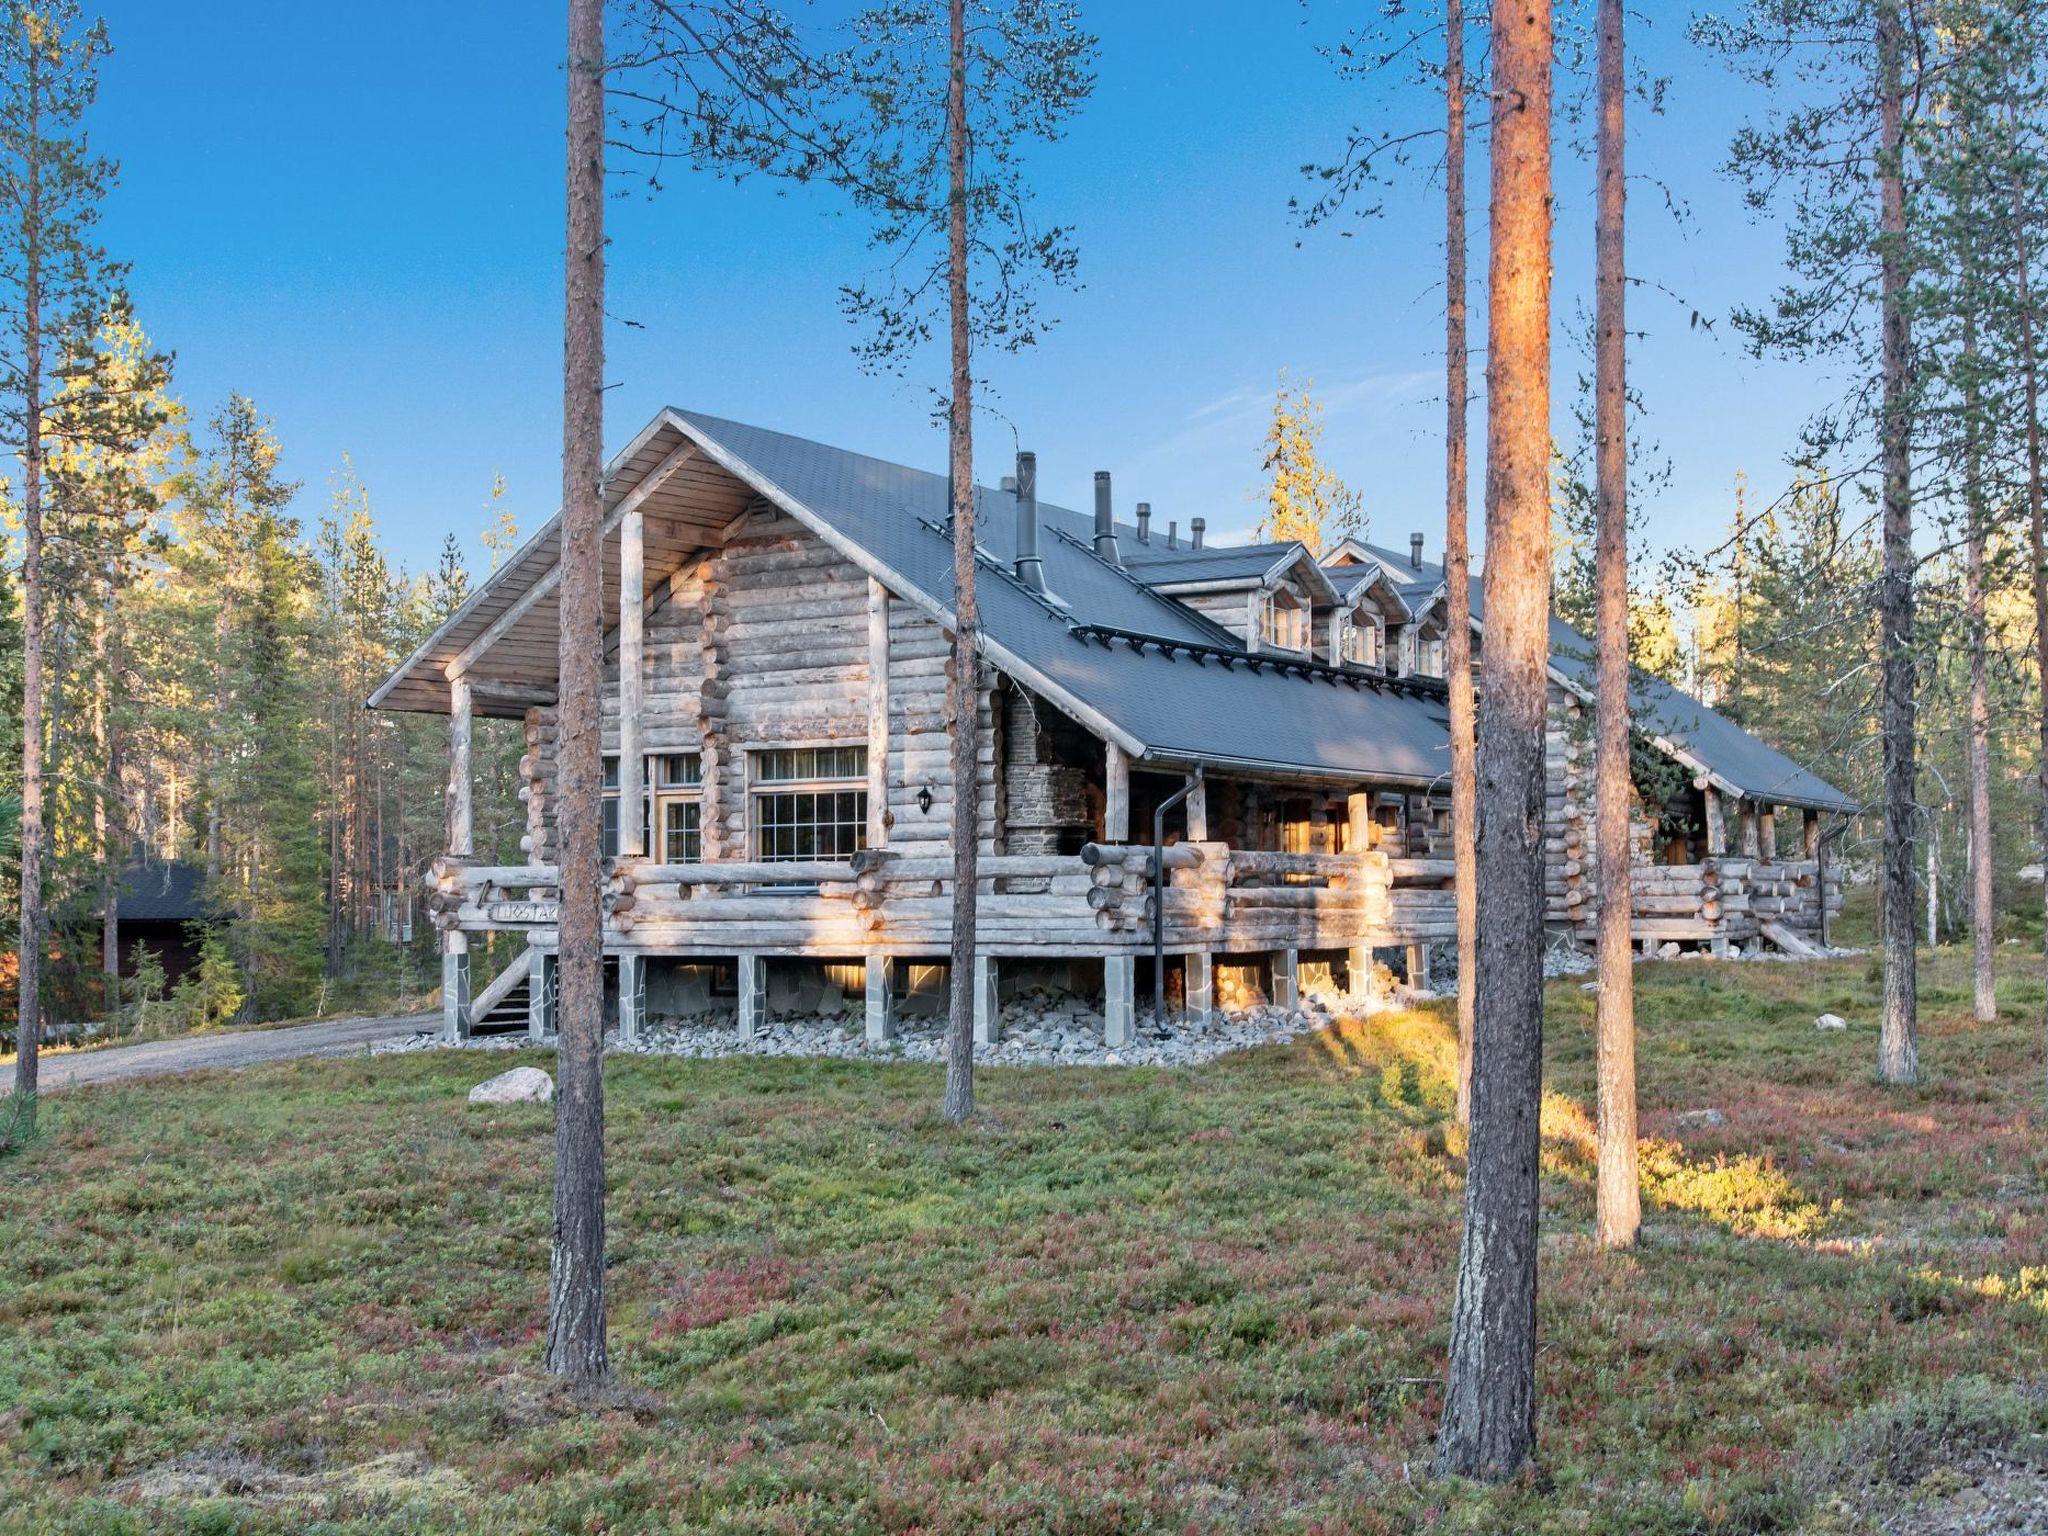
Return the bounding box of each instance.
[116,860,210,922]
[1540,617,1859,814]
[1123,543,1295,585]
[673,411,1453,784]
[1349,540,1445,604]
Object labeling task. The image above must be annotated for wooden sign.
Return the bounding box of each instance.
[488,901,560,925]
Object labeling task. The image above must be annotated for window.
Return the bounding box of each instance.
[1416,637,1446,678]
[600,755,622,859]
[1261,591,1308,653]
[1340,617,1383,669]
[654,752,703,864]
[750,746,868,863]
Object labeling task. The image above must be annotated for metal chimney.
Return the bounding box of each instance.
[1136,502,1152,544]
[1191,517,1205,550]
[1014,451,1046,593]
[1167,520,1179,550]
[1092,470,1120,564]
[1410,531,1424,569]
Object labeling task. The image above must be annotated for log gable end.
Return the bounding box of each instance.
[523,503,1002,869]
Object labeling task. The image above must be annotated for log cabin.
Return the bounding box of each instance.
[371,409,1853,1044]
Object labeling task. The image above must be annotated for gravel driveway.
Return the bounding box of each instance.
[30,1012,433,1092]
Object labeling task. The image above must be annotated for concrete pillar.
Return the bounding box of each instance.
[1185,951,1213,1026]
[440,932,471,1042]
[618,951,645,1046]
[1271,948,1299,1011]
[528,946,554,1041]
[738,953,767,1039]
[1103,954,1135,1046]
[864,950,895,1043]
[973,952,1000,1045]
[1347,944,1374,1007]
[1405,942,1432,992]
[618,506,646,858]
[448,676,474,858]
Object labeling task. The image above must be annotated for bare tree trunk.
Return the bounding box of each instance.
[1444,0,1478,1128]
[546,0,609,1388]
[1592,0,1638,1250]
[13,62,46,1119]
[1434,0,1551,1483]
[941,0,981,1127]
[99,589,121,986]
[2014,160,2048,1104]
[1876,0,1919,1085]
[1962,312,1995,1023]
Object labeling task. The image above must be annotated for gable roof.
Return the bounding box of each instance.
[115,859,210,922]
[1124,539,1341,602]
[375,410,1454,786]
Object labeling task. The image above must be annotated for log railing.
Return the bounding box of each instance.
[426,839,1459,956]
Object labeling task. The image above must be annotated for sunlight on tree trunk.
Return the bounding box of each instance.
[1592,0,1639,1252]
[1444,0,1478,1130]
[1435,0,1550,1484]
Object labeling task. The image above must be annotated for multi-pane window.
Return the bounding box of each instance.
[1261,591,1308,653]
[600,754,622,859]
[1416,636,1446,677]
[654,753,703,864]
[750,746,868,862]
[1340,617,1383,669]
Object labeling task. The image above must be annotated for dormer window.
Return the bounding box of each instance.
[1416,635,1446,678]
[1340,616,1384,670]
[1260,590,1309,653]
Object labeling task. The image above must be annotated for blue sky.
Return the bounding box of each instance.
[91,1,1829,579]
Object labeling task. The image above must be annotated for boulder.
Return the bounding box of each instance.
[468,1066,554,1105]
[1675,1107,1727,1131]
[1659,942,1682,960]
[1815,1013,1848,1031]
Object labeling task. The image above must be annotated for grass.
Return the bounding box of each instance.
[6,943,2048,1533]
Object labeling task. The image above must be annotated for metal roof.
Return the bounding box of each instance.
[115,860,210,922]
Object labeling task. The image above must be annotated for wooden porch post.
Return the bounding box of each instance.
[865,949,896,1043]
[1185,775,1208,841]
[972,952,1000,1045]
[1738,800,1760,857]
[448,675,474,858]
[1347,791,1372,855]
[618,505,646,858]
[1803,808,1821,859]
[1105,741,1130,842]
[1759,803,1777,859]
[1703,786,1727,857]
[867,580,891,849]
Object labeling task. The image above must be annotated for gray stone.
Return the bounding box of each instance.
[1815,1013,1848,1031]
[1675,1107,1727,1131]
[468,1066,554,1105]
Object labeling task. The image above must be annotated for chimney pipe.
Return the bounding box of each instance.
[1136,502,1152,545]
[1093,470,1120,564]
[1014,451,1046,593]
[1000,474,1017,493]
[1409,531,1424,569]
[1167,520,1178,550]
[1191,517,1205,550]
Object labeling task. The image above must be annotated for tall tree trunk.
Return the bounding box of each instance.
[546,0,609,1387]
[1592,0,1638,1250]
[1434,0,1551,1483]
[13,61,46,1119]
[1876,0,1919,1085]
[99,588,121,986]
[1444,0,1478,1128]
[1962,309,1995,1023]
[2014,173,2048,1104]
[941,0,981,1127]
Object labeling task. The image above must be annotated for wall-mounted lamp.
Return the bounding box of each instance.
[917,782,935,815]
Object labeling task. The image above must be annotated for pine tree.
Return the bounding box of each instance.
[0,0,124,1113]
[1435,0,1552,1483]
[1254,374,1363,554]
[828,0,1095,1125]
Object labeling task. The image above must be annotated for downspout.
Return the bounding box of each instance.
[1153,767,1204,1024]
